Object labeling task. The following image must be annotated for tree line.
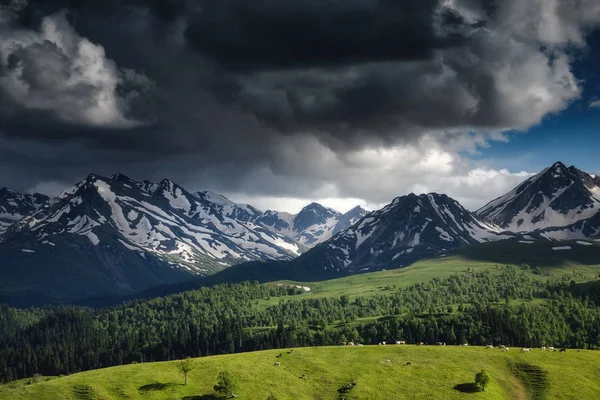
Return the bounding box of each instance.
[1,266,599,382]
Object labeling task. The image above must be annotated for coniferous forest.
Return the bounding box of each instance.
[2,266,600,383]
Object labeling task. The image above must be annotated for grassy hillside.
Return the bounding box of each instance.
[263,239,600,302]
[105,239,600,308]
[2,346,599,400]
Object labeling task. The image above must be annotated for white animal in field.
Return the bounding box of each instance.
[486,345,494,349]
[521,348,531,353]
[502,347,509,352]
[274,362,280,366]
[548,347,555,351]
[396,340,406,345]
[357,343,364,347]
[540,346,547,351]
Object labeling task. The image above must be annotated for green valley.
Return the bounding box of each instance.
[2,345,599,399]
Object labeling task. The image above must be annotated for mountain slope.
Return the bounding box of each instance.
[293,193,507,274]
[193,191,263,222]
[255,203,366,247]
[0,188,48,236]
[476,162,600,232]
[292,203,342,246]
[0,174,301,304]
[333,205,369,235]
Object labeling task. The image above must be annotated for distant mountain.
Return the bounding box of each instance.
[476,162,600,232]
[254,210,297,238]
[193,191,263,222]
[255,203,368,247]
[292,193,507,275]
[292,203,342,246]
[0,188,48,236]
[0,174,301,304]
[333,206,370,235]
[6,161,600,306]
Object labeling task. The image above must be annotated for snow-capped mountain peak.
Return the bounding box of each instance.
[332,206,370,235]
[193,191,263,223]
[0,174,306,301]
[0,187,48,236]
[476,161,600,232]
[293,192,508,274]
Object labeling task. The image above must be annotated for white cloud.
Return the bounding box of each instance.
[226,195,374,214]
[0,12,152,128]
[214,135,535,213]
[589,100,600,109]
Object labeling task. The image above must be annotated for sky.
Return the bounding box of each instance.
[0,0,599,213]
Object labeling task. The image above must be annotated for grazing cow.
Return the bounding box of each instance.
[300,374,307,379]
[560,348,567,353]
[503,347,509,352]
[274,362,280,366]
[418,342,425,346]
[406,362,411,366]
[462,343,469,346]
[396,340,406,345]
[436,342,446,346]
[548,347,555,351]
[357,343,364,347]
[540,346,547,351]
[486,345,494,349]
[385,359,391,363]
[521,348,531,353]
[347,342,355,346]
[276,353,282,358]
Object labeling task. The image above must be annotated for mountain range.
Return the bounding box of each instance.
[0,188,48,236]
[1,161,599,306]
[0,173,366,304]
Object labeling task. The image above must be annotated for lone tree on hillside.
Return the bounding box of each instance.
[176,358,196,386]
[475,369,490,392]
[214,371,237,397]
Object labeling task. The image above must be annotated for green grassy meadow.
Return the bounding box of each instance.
[4,239,600,399]
[261,240,600,304]
[2,345,599,400]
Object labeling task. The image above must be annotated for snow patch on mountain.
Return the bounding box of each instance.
[296,192,512,273]
[0,188,48,237]
[477,162,600,232]
[6,174,304,280]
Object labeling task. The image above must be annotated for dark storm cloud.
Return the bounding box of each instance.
[184,0,468,71]
[0,0,598,201]
[0,0,483,149]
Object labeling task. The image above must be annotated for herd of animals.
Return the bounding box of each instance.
[337,341,570,353]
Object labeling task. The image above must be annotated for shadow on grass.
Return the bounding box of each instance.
[138,382,180,392]
[181,396,220,400]
[453,383,480,393]
[453,239,600,267]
